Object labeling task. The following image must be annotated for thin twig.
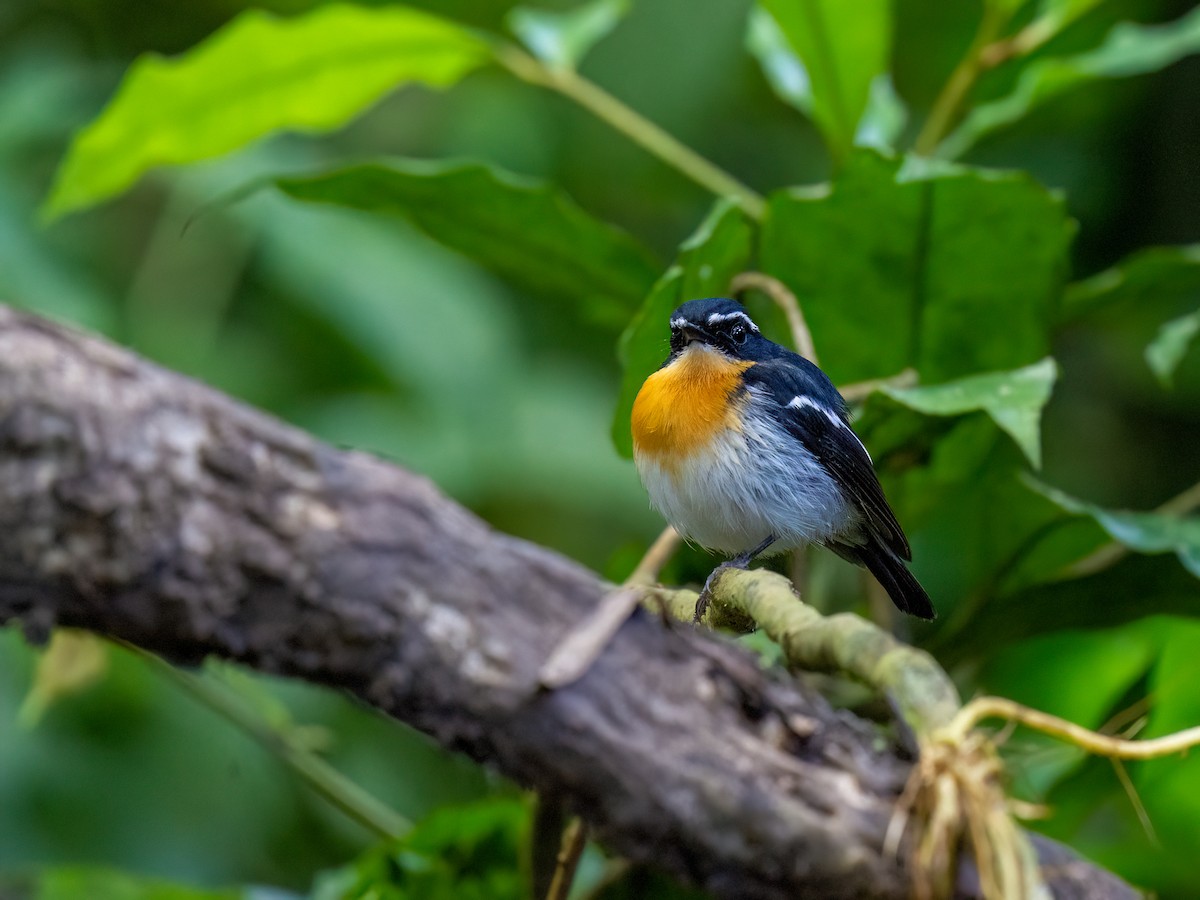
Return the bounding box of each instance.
[914,6,1008,156]
[627,526,682,585]
[950,695,1200,759]
[1111,758,1160,847]
[545,817,588,900]
[729,271,818,364]
[128,644,412,840]
[495,45,765,220]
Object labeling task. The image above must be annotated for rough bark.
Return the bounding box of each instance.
[0,307,1137,900]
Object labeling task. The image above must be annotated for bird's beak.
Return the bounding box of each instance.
[680,324,709,346]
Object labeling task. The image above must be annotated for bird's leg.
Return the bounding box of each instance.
[692,534,776,624]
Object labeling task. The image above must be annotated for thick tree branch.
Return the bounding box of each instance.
[0,307,1134,900]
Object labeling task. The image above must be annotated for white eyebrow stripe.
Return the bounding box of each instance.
[787,395,873,461]
[705,311,759,331]
[669,317,687,329]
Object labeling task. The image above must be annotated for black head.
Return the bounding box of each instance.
[669,297,769,360]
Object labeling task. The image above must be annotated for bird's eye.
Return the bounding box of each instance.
[730,324,747,344]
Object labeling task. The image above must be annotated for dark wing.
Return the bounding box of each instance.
[748,359,911,560]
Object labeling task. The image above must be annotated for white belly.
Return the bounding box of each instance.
[634,408,860,555]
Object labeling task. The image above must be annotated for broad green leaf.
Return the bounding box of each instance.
[1062,244,1200,321]
[1038,0,1104,29]
[762,151,1072,387]
[882,358,1058,467]
[942,6,1200,158]
[45,4,491,218]
[756,0,891,162]
[1146,310,1200,387]
[1030,480,1200,580]
[276,160,658,325]
[611,199,753,456]
[508,0,629,69]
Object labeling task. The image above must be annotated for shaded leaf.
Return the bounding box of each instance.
[45,4,491,218]
[508,0,629,69]
[942,6,1200,158]
[756,0,891,161]
[1146,310,1200,387]
[16,866,244,900]
[277,159,659,325]
[1062,244,1200,322]
[761,151,1072,387]
[312,797,527,900]
[611,199,753,456]
[18,629,109,728]
[1029,479,1200,579]
[882,358,1058,467]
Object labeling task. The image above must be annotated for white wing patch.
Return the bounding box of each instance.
[787,395,873,461]
[705,311,760,332]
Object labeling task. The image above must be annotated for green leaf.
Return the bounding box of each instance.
[855,75,908,153]
[1029,480,1200,580]
[761,151,1072,387]
[13,866,245,900]
[745,6,813,115]
[611,199,754,456]
[276,159,658,325]
[508,0,629,69]
[942,6,1200,158]
[881,358,1058,468]
[1062,244,1200,322]
[755,0,891,162]
[1146,310,1200,387]
[44,4,491,218]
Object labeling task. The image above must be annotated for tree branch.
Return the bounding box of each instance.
[0,307,1135,900]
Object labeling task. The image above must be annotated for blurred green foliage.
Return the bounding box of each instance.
[1,0,1199,898]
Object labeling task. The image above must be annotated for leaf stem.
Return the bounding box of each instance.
[914,6,1008,156]
[129,645,412,840]
[495,45,766,220]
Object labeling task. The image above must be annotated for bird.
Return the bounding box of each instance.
[630,296,935,621]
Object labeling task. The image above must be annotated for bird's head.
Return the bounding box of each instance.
[669,298,767,362]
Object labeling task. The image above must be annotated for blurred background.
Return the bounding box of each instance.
[0,0,1197,897]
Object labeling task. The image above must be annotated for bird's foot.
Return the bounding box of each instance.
[692,535,776,624]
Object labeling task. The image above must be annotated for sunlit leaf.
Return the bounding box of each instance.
[761,151,1072,387]
[1146,310,1200,387]
[745,6,813,114]
[44,4,491,218]
[755,0,891,161]
[1062,244,1200,322]
[611,199,753,456]
[942,6,1200,158]
[855,75,907,153]
[508,0,629,69]
[18,630,109,728]
[277,159,658,326]
[882,358,1057,467]
[1029,479,1200,580]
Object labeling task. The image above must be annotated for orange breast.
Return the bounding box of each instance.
[631,346,752,465]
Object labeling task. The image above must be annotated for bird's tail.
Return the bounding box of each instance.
[839,539,936,620]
